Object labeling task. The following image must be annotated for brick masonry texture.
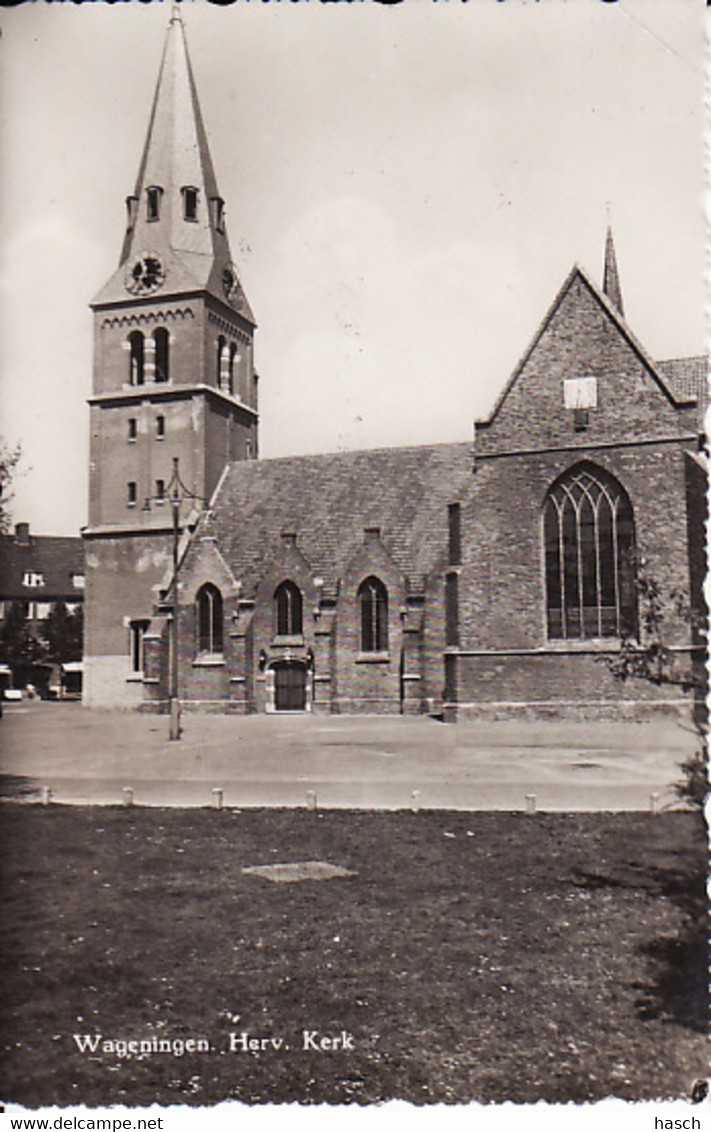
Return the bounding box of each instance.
[475,270,700,457]
[458,445,696,652]
[87,231,707,717]
[137,268,707,719]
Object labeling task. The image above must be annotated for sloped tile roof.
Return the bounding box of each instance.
[0,532,84,601]
[656,356,708,410]
[200,442,474,595]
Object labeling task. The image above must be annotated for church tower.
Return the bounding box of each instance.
[83,9,257,706]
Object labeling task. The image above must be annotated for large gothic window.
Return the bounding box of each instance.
[275,581,303,637]
[544,464,636,640]
[196,583,223,654]
[359,576,388,653]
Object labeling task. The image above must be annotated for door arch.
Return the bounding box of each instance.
[272,660,308,712]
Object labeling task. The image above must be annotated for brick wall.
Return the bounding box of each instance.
[167,531,446,715]
[458,444,695,654]
[448,268,704,719]
[476,271,695,457]
[449,649,698,721]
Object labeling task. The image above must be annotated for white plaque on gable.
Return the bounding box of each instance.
[563,377,598,409]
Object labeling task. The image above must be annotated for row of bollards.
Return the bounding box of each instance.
[36,786,666,813]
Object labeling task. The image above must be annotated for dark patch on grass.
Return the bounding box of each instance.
[0,805,706,1107]
[634,927,708,1032]
[0,775,40,800]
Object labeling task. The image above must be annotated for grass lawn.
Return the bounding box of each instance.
[0,804,706,1107]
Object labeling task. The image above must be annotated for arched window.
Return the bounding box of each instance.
[128,331,144,385]
[359,576,388,653]
[544,464,636,640]
[146,185,163,222]
[216,336,228,389]
[153,328,169,382]
[181,185,198,222]
[196,583,223,654]
[274,581,303,637]
[229,343,239,396]
[211,196,225,233]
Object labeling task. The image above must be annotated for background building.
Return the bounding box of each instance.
[0,522,84,696]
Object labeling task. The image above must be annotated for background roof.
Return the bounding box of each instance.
[0,530,84,601]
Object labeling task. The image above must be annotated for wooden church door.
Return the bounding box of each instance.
[273,661,307,711]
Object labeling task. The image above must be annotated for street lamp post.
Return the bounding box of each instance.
[144,457,202,741]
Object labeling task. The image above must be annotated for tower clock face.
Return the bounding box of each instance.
[125,253,165,296]
[222,264,243,309]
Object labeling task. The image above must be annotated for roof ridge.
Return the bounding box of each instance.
[657,354,707,365]
[237,439,472,467]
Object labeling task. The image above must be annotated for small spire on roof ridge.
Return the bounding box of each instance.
[603,224,624,318]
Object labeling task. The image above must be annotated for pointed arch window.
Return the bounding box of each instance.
[359,577,388,653]
[196,583,223,654]
[146,186,163,222]
[128,331,144,385]
[228,343,239,396]
[217,336,228,389]
[544,464,637,640]
[275,581,303,637]
[153,328,169,382]
[181,186,199,222]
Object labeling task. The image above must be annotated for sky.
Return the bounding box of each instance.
[0,0,706,536]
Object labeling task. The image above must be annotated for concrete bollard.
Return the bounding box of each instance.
[525,793,537,814]
[306,790,317,811]
[123,787,134,807]
[650,791,660,815]
[411,790,421,813]
[41,786,52,806]
[212,787,224,810]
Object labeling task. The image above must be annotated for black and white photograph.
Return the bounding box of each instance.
[0,0,707,1126]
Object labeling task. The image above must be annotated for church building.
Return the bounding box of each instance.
[83,12,707,721]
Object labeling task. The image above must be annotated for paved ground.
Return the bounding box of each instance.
[0,699,699,811]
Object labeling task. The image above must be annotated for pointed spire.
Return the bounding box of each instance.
[603,225,624,317]
[99,9,254,322]
[123,12,221,262]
